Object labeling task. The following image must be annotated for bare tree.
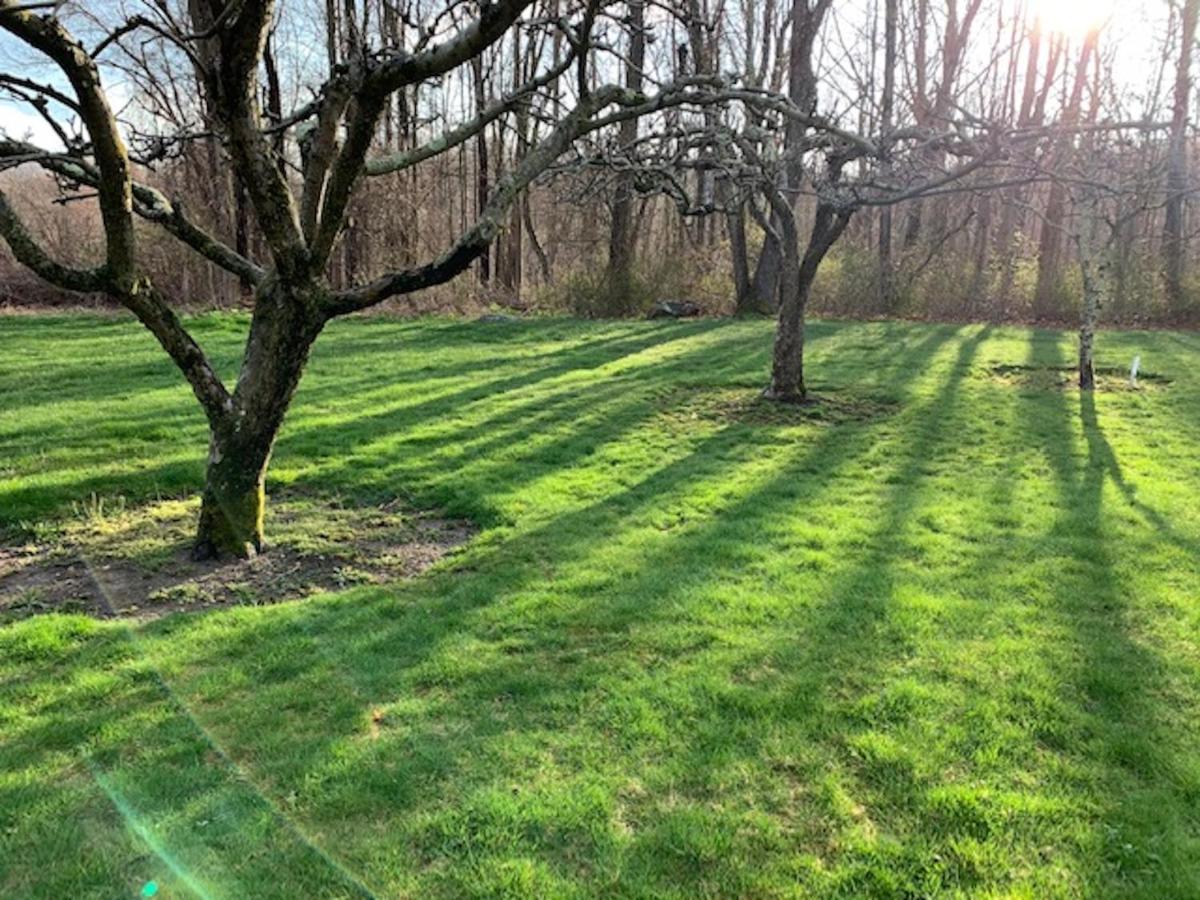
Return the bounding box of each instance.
[1163,0,1199,314]
[0,0,752,557]
[900,0,986,248]
[743,0,834,313]
[876,0,897,309]
[1032,27,1098,319]
[605,0,646,295]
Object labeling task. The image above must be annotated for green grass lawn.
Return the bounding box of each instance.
[2,313,1200,898]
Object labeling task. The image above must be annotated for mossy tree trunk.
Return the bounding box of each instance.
[195,439,269,559]
[193,285,325,559]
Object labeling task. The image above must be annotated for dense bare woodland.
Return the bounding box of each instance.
[2,0,1196,326]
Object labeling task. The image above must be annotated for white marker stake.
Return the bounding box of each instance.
[1130,355,1141,388]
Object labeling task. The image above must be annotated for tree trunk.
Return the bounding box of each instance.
[750,232,782,311]
[193,287,324,559]
[471,54,491,285]
[967,194,992,314]
[1076,200,1106,392]
[765,200,853,402]
[766,225,805,400]
[195,431,271,559]
[877,0,897,311]
[1078,284,1097,391]
[727,195,755,313]
[607,0,646,296]
[1164,0,1199,314]
[1078,252,1099,390]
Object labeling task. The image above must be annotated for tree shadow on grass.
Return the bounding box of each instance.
[0,316,763,897]
[79,326,960,895]
[1021,332,1200,896]
[22,321,1177,896]
[0,320,742,530]
[6,316,1200,896]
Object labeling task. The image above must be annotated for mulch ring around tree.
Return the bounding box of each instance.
[0,493,475,623]
[656,384,897,429]
[983,363,1172,392]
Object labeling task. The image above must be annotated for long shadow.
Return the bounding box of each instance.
[0,319,797,892]
[1026,331,1200,895]
[283,325,783,516]
[0,321,737,530]
[288,320,944,507]
[288,321,720,429]
[0,317,909,532]
[25,320,1168,895]
[103,326,961,893]
[0,316,249,418]
[681,326,1001,894]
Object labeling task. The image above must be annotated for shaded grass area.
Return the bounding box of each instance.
[2,313,1199,897]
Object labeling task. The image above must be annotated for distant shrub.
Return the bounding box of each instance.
[536,242,734,318]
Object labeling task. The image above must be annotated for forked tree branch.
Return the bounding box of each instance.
[0,2,234,424]
[364,51,576,177]
[327,78,750,314]
[0,139,264,283]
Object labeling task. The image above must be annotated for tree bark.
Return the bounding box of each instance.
[193,286,325,559]
[967,193,992,314]
[750,233,782,311]
[195,432,270,559]
[727,195,754,312]
[607,0,646,296]
[472,54,491,285]
[765,210,804,400]
[1077,247,1100,391]
[1164,0,1199,314]
[765,199,853,402]
[1075,191,1107,392]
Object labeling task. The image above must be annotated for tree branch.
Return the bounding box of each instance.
[192,0,308,278]
[368,0,536,93]
[327,78,748,314]
[363,52,574,177]
[0,1,137,289]
[0,187,233,423]
[0,139,263,284]
[0,188,105,292]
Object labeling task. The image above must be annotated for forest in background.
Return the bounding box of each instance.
[1,0,1198,327]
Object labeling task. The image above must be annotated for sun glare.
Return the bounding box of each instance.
[1032,0,1119,38]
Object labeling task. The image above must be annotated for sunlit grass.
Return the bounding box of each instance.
[2,313,1199,897]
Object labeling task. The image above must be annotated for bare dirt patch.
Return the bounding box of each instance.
[0,494,475,622]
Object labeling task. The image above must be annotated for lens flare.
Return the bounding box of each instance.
[1032,0,1118,38]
